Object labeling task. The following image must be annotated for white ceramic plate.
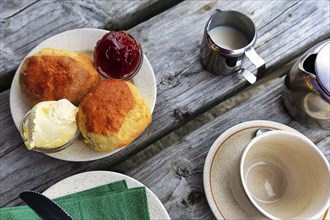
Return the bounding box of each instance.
[43,171,170,220]
[9,28,157,162]
[203,120,329,220]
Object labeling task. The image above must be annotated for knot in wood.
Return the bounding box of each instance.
[173,158,193,177]
[173,107,191,121]
[187,190,203,205]
[160,73,178,87]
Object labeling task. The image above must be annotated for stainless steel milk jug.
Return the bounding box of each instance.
[200,9,265,84]
[282,40,330,129]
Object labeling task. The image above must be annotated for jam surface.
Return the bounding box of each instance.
[94,31,142,79]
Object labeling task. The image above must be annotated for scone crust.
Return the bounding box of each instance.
[76,79,152,152]
[19,48,100,106]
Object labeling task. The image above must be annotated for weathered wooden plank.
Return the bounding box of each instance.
[1,0,329,208]
[127,77,330,220]
[115,0,330,167]
[0,0,182,91]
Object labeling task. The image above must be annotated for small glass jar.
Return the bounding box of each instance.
[93,31,143,80]
[19,110,80,153]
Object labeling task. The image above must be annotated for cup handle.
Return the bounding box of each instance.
[241,48,265,84]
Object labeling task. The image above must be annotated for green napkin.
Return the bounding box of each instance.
[0,180,150,220]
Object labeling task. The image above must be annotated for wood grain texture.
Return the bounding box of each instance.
[0,0,329,209]
[0,0,182,90]
[108,0,330,166]
[127,77,330,220]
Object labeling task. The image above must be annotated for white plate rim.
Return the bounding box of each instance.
[9,28,157,162]
[43,170,170,220]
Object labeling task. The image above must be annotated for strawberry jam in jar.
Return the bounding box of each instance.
[94,31,143,80]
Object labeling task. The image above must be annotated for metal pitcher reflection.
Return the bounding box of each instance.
[200,9,265,84]
[282,40,330,129]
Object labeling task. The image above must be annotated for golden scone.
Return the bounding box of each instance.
[76,79,152,152]
[19,48,100,106]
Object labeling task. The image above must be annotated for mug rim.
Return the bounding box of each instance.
[239,130,330,219]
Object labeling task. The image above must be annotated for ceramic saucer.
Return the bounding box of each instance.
[203,120,329,220]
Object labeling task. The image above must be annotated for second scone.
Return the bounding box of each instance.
[76,79,152,152]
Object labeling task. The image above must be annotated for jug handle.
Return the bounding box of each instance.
[240,48,265,84]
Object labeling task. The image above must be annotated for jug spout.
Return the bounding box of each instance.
[211,9,222,17]
[298,53,317,79]
[212,9,222,15]
[207,9,223,31]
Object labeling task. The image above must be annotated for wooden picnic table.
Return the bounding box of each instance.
[1,0,329,219]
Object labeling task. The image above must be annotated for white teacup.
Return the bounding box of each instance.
[231,130,330,219]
